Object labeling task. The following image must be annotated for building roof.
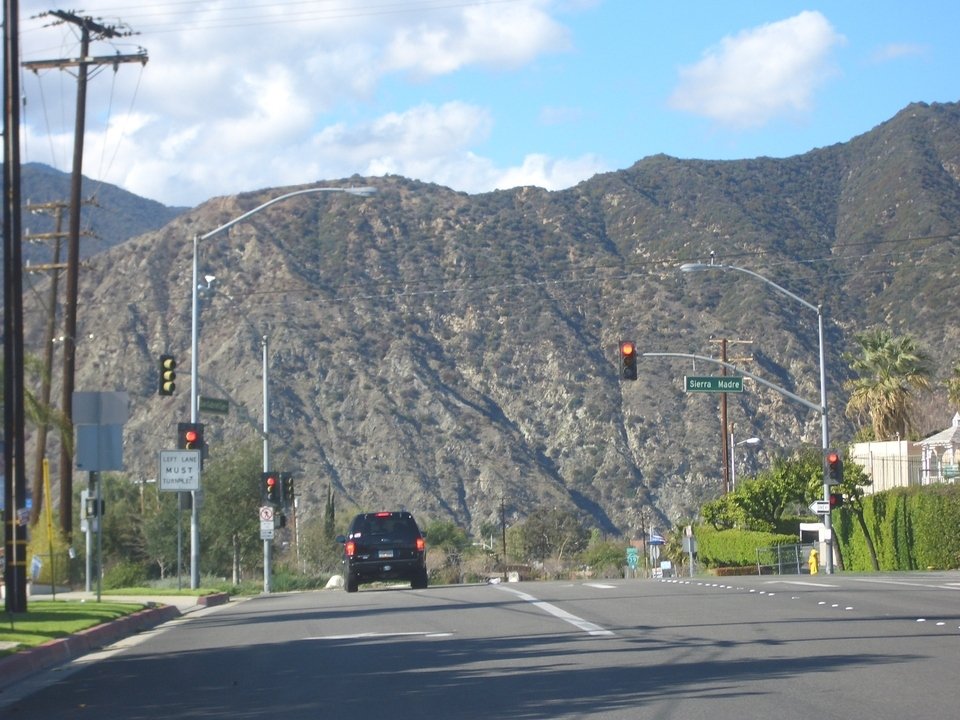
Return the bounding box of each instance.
[919,413,960,447]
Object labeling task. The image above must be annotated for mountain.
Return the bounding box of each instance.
[17,162,187,266]
[26,101,960,538]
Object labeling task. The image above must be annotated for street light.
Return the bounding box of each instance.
[187,184,376,589]
[730,435,760,492]
[680,261,832,572]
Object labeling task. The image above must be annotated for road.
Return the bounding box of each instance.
[3,572,958,719]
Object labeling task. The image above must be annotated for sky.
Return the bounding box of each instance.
[15,1,960,208]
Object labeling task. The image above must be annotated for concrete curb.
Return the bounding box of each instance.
[0,603,181,691]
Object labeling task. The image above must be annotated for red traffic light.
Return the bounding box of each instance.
[266,475,277,487]
[177,422,204,451]
[826,451,840,465]
[619,341,638,381]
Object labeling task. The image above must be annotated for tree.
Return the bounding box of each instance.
[199,442,264,583]
[514,508,588,566]
[1,355,71,525]
[946,362,960,414]
[844,328,933,441]
[732,450,818,532]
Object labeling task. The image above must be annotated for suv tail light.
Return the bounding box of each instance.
[345,540,356,557]
[416,537,425,552]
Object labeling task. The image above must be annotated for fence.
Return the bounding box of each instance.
[755,543,816,575]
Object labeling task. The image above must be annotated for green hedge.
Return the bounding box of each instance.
[694,526,799,568]
[835,484,960,571]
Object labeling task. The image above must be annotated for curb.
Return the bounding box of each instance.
[197,592,230,608]
[0,603,181,692]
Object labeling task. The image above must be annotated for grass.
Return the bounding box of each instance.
[0,600,148,657]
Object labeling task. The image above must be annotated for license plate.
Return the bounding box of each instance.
[378,549,394,559]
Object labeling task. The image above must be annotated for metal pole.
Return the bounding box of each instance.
[730,432,736,492]
[263,335,271,593]
[190,233,200,589]
[817,307,833,574]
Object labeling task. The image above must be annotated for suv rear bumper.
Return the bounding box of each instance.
[345,557,424,582]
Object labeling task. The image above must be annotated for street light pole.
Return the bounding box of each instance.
[730,435,760,492]
[681,261,833,573]
[187,184,376,589]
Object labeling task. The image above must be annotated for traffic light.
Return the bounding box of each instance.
[85,497,105,518]
[824,449,843,485]
[619,341,638,381]
[262,472,281,505]
[829,492,844,509]
[177,422,204,451]
[158,354,177,396]
[281,472,294,505]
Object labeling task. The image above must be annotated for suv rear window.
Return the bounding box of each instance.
[350,513,420,540]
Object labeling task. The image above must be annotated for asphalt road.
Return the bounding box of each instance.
[2,572,957,719]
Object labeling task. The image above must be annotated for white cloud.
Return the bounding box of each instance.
[383,3,570,76]
[870,43,930,63]
[668,11,846,128]
[14,1,590,206]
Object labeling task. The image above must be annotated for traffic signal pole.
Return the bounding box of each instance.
[263,335,272,593]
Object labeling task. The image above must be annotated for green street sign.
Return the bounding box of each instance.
[684,375,744,393]
[198,396,230,415]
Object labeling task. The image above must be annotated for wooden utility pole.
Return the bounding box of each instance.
[4,0,28,613]
[23,12,147,538]
[24,201,95,526]
[710,338,753,494]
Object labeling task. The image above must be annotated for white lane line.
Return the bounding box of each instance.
[848,577,960,591]
[765,580,839,588]
[312,631,453,640]
[583,583,617,589]
[495,586,614,637]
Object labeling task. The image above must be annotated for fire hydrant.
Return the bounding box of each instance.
[808,548,819,575]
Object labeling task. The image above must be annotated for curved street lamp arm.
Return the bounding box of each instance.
[198,185,377,242]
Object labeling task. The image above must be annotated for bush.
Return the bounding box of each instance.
[103,561,149,589]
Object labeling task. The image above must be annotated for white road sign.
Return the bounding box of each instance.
[809,499,831,515]
[159,450,202,492]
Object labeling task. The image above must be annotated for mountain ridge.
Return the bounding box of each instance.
[24,100,960,537]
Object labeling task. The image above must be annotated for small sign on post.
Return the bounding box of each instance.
[159,450,202,492]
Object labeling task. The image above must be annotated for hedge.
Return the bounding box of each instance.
[835,484,960,571]
[694,526,798,568]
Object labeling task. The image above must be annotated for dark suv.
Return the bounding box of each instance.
[337,511,428,593]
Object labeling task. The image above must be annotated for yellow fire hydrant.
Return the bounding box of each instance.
[808,548,819,575]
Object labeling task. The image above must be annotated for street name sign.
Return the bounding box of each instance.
[684,375,744,393]
[159,450,202,492]
[199,396,230,415]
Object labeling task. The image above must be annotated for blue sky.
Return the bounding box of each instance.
[17,1,960,207]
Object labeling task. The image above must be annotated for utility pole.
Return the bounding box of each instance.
[4,0,29,613]
[24,12,147,539]
[709,338,752,494]
[25,201,68,526]
[24,201,94,526]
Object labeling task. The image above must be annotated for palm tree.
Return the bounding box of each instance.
[0,356,71,523]
[843,328,933,440]
[946,362,960,413]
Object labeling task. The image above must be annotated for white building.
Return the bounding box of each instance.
[849,413,960,493]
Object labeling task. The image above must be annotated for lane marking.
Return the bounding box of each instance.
[848,577,960,591]
[312,631,453,640]
[495,586,614,636]
[765,580,839,588]
[583,583,617,589]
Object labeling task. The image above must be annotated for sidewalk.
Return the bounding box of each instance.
[0,588,230,691]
